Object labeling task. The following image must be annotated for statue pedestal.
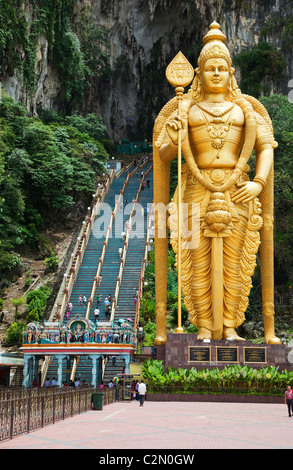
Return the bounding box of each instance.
[154,333,293,371]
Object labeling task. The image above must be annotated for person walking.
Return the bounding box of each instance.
[94,307,100,320]
[74,378,80,387]
[105,304,111,321]
[285,386,293,417]
[135,380,140,401]
[138,380,147,406]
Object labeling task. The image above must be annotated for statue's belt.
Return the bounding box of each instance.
[182,167,250,224]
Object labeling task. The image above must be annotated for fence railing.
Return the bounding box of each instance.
[0,386,120,442]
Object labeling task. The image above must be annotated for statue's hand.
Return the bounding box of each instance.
[231,181,262,204]
[166,115,188,146]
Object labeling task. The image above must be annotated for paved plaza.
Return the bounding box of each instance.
[0,399,292,450]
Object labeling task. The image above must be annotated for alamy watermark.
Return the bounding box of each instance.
[92,197,200,250]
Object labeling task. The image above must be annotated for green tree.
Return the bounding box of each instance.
[233,42,286,97]
[259,95,293,286]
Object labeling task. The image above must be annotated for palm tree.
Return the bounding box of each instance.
[9,296,26,321]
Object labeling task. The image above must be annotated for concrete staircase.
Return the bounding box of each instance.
[45,163,153,386]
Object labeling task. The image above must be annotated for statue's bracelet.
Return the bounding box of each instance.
[169,140,178,149]
[253,176,266,188]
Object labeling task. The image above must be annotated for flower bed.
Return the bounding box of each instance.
[142,360,293,396]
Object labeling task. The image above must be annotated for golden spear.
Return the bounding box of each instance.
[165,52,194,333]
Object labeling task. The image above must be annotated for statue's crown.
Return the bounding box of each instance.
[203,21,227,45]
[198,22,231,68]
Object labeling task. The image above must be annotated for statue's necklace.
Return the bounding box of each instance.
[197,103,235,149]
[197,102,235,118]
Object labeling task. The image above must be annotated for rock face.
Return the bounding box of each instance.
[1,0,291,141]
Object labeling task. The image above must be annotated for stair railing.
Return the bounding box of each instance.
[40,356,52,388]
[70,357,79,382]
[115,160,134,178]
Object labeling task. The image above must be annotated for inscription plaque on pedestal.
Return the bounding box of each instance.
[188,346,211,363]
[244,347,267,363]
[216,346,239,363]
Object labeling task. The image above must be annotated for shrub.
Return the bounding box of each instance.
[44,252,59,272]
[26,286,51,321]
[142,360,293,395]
[6,321,26,346]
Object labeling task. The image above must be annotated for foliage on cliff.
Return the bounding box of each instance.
[0,0,110,112]
[0,95,109,288]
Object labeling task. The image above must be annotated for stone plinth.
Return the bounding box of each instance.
[154,333,293,371]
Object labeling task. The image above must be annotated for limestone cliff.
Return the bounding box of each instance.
[1,0,291,141]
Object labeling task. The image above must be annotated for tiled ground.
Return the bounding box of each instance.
[0,400,292,450]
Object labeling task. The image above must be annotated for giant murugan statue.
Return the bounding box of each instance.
[153,22,280,345]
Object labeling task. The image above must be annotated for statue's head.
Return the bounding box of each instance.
[198,22,231,69]
[189,22,240,102]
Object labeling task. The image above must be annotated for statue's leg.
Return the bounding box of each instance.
[190,234,213,338]
[222,214,247,340]
[259,169,281,344]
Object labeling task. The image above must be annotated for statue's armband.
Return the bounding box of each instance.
[254,113,273,152]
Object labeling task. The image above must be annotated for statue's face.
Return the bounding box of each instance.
[200,58,230,95]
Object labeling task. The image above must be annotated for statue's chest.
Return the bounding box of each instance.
[188,103,244,149]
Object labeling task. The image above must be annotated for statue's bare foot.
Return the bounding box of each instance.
[223,327,245,341]
[154,336,167,345]
[266,335,281,345]
[197,327,212,340]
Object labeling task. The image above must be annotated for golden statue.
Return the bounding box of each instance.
[153,22,280,345]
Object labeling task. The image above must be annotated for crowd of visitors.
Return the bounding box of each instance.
[40,375,148,404]
[43,377,87,387]
[63,292,113,323]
